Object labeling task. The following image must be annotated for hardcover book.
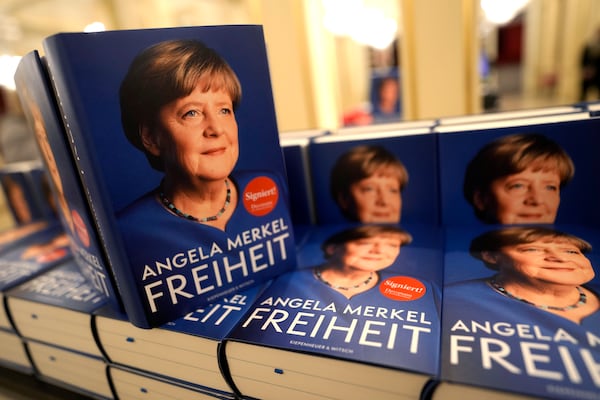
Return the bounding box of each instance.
[307,128,439,226]
[0,220,52,254]
[332,119,436,135]
[108,364,233,400]
[0,329,32,374]
[437,116,600,227]
[436,224,600,400]
[26,340,112,399]
[0,223,69,331]
[95,283,267,396]
[435,105,585,127]
[6,259,108,357]
[33,25,296,328]
[0,161,55,226]
[223,223,444,400]
[14,50,123,314]
[280,136,317,228]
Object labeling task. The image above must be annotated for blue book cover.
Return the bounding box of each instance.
[6,259,108,358]
[39,25,297,328]
[0,223,70,332]
[438,117,600,227]
[280,136,316,227]
[14,50,122,314]
[0,220,57,259]
[7,259,107,314]
[440,224,600,399]
[0,224,70,292]
[0,161,56,226]
[95,283,267,395]
[224,223,443,399]
[307,130,439,226]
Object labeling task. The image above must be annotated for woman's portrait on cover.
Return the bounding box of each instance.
[463,133,574,225]
[445,226,600,331]
[119,39,242,230]
[115,37,295,322]
[312,224,413,299]
[330,145,408,224]
[470,226,599,325]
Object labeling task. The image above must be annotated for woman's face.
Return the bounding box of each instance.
[493,239,594,286]
[349,173,401,223]
[152,85,239,182]
[331,233,402,272]
[478,166,561,224]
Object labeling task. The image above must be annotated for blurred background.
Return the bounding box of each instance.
[1,0,599,131]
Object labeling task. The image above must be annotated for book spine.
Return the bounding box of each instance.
[42,37,149,328]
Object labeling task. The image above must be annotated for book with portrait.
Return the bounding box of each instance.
[14,50,123,317]
[430,224,600,400]
[22,25,297,328]
[437,115,600,227]
[307,128,439,226]
[6,259,108,358]
[0,222,70,332]
[0,160,56,226]
[222,222,444,400]
[94,283,267,397]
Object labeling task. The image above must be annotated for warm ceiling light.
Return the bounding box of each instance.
[84,22,106,32]
[481,0,529,25]
[0,54,22,90]
[322,0,398,49]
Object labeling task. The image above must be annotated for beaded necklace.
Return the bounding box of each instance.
[489,277,587,311]
[315,269,374,291]
[159,179,231,223]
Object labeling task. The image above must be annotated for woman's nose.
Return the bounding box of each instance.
[524,186,542,205]
[203,112,224,137]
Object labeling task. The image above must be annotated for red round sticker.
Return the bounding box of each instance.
[242,176,279,216]
[379,276,426,301]
[72,209,91,248]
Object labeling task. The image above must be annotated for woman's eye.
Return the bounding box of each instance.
[506,182,526,191]
[220,107,232,115]
[545,185,558,192]
[519,247,540,252]
[183,109,201,119]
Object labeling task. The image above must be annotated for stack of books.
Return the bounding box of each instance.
[2,22,598,400]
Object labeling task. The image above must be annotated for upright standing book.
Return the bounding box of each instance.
[280,136,317,229]
[308,128,439,226]
[30,25,296,328]
[223,223,444,400]
[14,50,122,314]
[434,224,600,400]
[435,105,585,127]
[437,116,600,227]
